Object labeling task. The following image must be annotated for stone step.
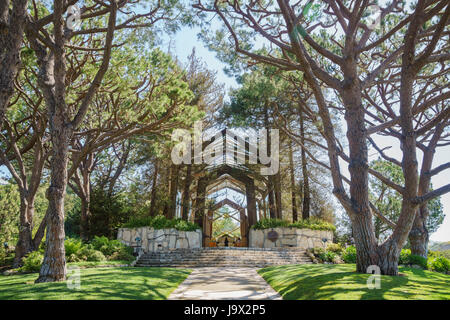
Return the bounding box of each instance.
[141,255,310,259]
[139,254,310,259]
[142,252,309,255]
[142,247,303,253]
[136,262,312,267]
[138,260,311,264]
[135,248,312,267]
[136,260,312,265]
[139,258,310,262]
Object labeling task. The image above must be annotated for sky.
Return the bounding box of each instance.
[162,25,450,243]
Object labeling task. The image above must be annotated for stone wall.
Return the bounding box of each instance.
[117,227,202,252]
[249,228,333,249]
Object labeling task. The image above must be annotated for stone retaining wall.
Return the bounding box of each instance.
[249,228,333,249]
[117,227,202,252]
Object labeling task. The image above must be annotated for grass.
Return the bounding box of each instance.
[67,260,133,268]
[258,264,450,300]
[0,267,191,300]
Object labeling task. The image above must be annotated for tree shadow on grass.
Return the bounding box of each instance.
[0,267,191,300]
[259,264,450,300]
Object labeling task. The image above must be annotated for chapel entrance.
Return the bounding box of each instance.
[203,198,248,247]
[180,128,272,247]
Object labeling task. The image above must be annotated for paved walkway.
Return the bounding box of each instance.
[168,267,282,300]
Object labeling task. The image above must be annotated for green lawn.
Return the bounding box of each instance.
[0,267,191,300]
[67,260,133,268]
[258,264,450,300]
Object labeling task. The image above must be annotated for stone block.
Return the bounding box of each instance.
[314,240,325,248]
[189,231,202,248]
[168,235,177,248]
[176,238,188,249]
[249,230,264,247]
[154,229,164,240]
[122,230,131,243]
[281,237,297,247]
[302,229,315,237]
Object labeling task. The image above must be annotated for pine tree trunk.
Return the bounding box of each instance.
[267,176,276,219]
[181,164,192,220]
[32,210,48,250]
[263,105,277,219]
[167,164,179,219]
[374,217,381,242]
[288,140,298,221]
[149,160,159,216]
[162,164,170,217]
[0,0,28,131]
[35,125,70,283]
[80,195,91,241]
[13,199,34,267]
[194,178,207,228]
[274,172,282,219]
[300,113,310,220]
[409,205,429,258]
[408,136,435,258]
[343,83,380,274]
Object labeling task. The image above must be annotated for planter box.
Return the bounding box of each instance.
[249,228,333,249]
[117,227,202,253]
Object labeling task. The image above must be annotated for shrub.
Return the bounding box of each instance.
[65,238,84,257]
[174,219,199,232]
[440,250,450,259]
[429,250,450,259]
[342,245,357,264]
[91,236,124,256]
[252,218,335,231]
[428,250,440,259]
[252,218,290,230]
[332,255,344,264]
[90,236,135,261]
[78,246,106,262]
[18,251,43,273]
[409,254,428,269]
[67,253,83,263]
[326,243,344,255]
[309,247,340,263]
[428,256,450,273]
[122,215,199,231]
[290,218,336,232]
[86,250,106,262]
[108,246,135,262]
[399,249,411,265]
[122,216,153,228]
[321,251,337,263]
[311,247,325,256]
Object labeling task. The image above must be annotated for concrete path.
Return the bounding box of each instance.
[168,267,282,300]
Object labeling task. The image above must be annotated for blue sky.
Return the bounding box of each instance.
[163,25,450,243]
